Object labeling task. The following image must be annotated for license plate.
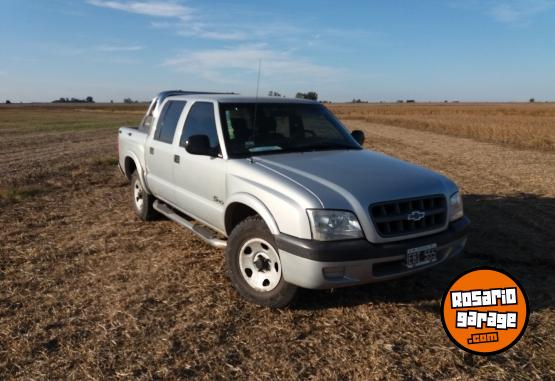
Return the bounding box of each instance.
[406,243,437,269]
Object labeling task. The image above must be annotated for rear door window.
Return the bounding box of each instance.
[154,100,186,144]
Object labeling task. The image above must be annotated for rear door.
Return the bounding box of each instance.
[173,101,227,231]
[145,100,186,202]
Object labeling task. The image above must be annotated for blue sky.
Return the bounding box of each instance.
[1,0,554,102]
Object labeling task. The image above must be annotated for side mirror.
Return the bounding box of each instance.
[351,130,365,145]
[139,115,154,133]
[185,134,216,156]
[143,115,154,128]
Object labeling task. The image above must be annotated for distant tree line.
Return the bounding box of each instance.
[9,95,543,105]
[48,97,147,104]
[266,90,319,101]
[52,96,94,103]
[295,91,318,101]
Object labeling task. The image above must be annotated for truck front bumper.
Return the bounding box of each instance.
[275,217,469,289]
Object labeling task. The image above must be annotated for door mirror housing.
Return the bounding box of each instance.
[142,115,154,128]
[185,134,216,156]
[139,115,154,133]
[351,130,365,145]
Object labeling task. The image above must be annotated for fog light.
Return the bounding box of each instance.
[323,266,345,279]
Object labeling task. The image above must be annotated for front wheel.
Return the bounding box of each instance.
[225,216,298,308]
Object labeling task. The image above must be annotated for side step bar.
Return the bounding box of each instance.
[153,200,227,249]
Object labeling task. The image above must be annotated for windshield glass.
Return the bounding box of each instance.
[219,103,361,157]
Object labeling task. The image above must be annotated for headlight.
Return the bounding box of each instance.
[449,192,464,221]
[307,209,363,241]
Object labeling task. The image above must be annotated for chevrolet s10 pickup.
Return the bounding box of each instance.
[118,90,469,307]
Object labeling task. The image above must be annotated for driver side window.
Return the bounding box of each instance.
[180,102,220,151]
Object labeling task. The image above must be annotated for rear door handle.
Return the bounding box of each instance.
[149,147,154,155]
[174,154,180,164]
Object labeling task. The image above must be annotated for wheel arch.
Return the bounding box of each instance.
[124,156,137,180]
[224,194,280,236]
[123,152,150,194]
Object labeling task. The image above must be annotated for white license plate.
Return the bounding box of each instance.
[406,243,437,269]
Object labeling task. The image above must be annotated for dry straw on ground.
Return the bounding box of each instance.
[1,103,554,379]
[328,102,555,151]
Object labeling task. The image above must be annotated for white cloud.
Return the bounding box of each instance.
[97,45,144,52]
[88,0,350,89]
[450,0,554,25]
[178,22,304,42]
[89,0,307,42]
[163,44,342,85]
[490,4,523,22]
[87,0,192,19]
[150,19,305,42]
[489,0,554,24]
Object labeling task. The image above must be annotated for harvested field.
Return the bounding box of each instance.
[0,103,554,380]
[328,103,555,151]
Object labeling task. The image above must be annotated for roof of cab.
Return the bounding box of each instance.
[163,93,318,104]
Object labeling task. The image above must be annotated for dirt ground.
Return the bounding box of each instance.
[1,105,554,380]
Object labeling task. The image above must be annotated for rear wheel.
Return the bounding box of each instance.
[131,172,157,221]
[225,216,298,308]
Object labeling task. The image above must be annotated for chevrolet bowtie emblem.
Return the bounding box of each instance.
[407,210,426,221]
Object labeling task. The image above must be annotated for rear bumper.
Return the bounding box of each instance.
[275,216,469,289]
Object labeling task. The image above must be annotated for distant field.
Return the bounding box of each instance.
[1,103,554,379]
[328,103,555,151]
[0,103,146,134]
[3,102,553,151]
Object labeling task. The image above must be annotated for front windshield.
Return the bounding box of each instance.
[219,103,361,157]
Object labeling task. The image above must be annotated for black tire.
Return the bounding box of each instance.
[225,216,298,308]
[131,171,157,221]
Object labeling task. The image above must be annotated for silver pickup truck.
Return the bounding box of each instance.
[118,90,469,307]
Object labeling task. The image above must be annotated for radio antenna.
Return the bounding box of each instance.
[255,59,262,99]
[252,59,262,146]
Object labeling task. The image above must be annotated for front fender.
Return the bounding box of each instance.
[225,193,280,235]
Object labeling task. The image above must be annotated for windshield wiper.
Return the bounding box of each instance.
[241,142,359,158]
[286,143,360,152]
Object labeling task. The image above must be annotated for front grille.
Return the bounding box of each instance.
[370,195,447,237]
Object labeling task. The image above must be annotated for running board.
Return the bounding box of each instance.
[153,200,227,249]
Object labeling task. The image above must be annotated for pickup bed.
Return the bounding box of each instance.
[118,91,469,307]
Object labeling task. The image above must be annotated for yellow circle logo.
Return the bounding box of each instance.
[441,267,529,355]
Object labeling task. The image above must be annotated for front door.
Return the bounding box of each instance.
[173,101,226,231]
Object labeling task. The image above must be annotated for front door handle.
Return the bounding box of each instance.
[149,147,154,155]
[174,154,180,164]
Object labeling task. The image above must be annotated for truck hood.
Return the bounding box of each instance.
[253,149,453,209]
